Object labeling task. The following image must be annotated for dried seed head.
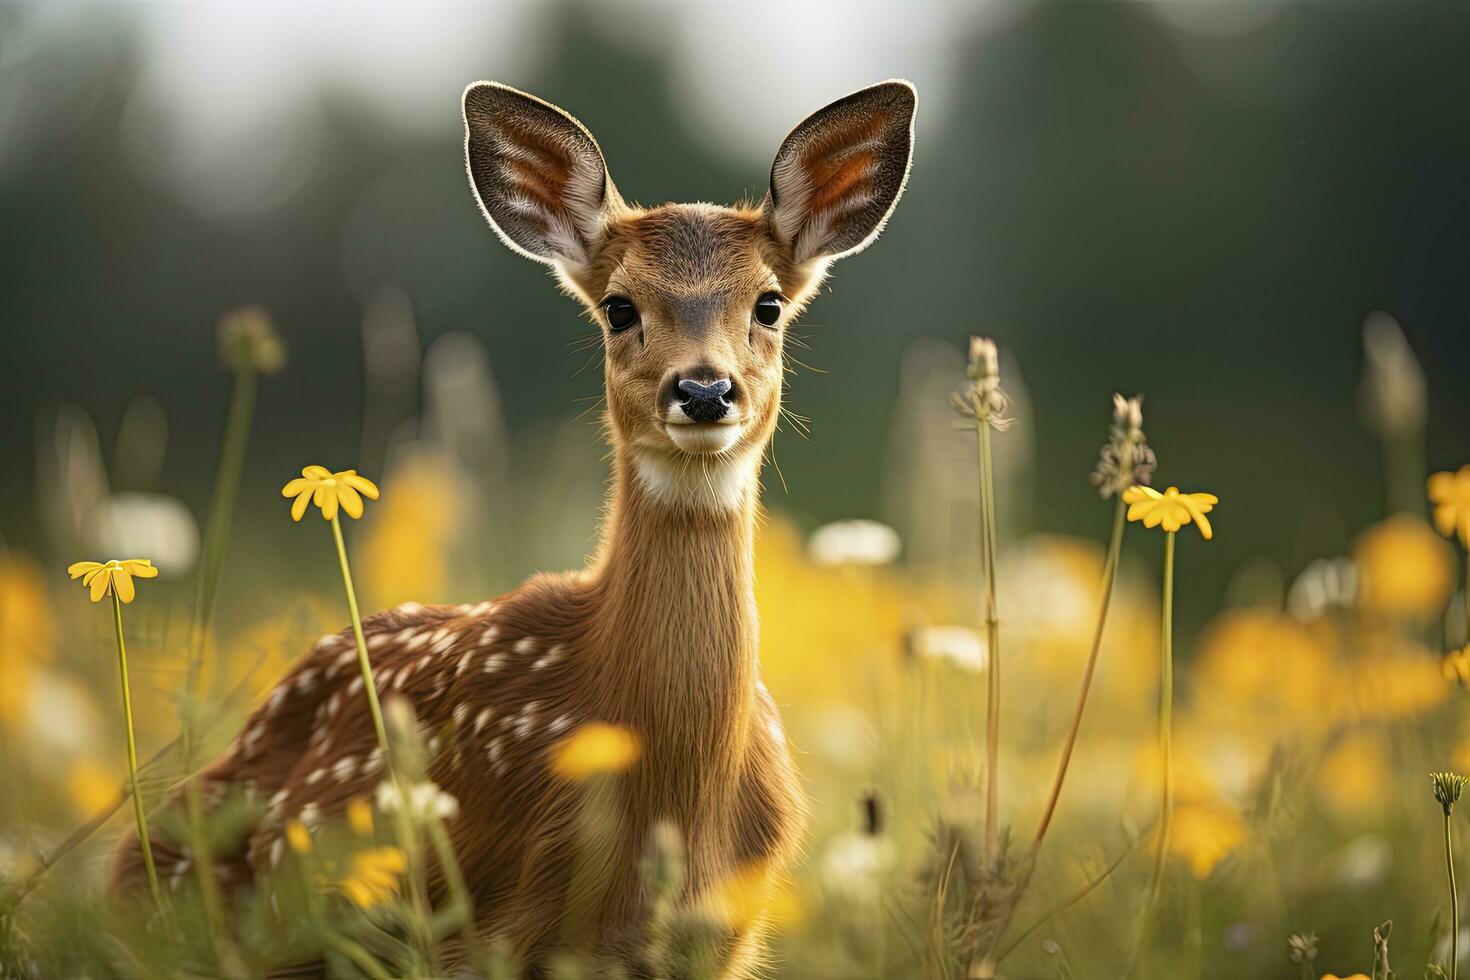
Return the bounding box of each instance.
[950,335,1014,430]
[217,305,286,374]
[1431,771,1467,814]
[1286,932,1318,964]
[1090,393,1156,499]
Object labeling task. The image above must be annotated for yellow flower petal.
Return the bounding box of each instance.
[302,465,332,480]
[1123,485,1161,504]
[120,559,158,578]
[89,569,111,602]
[112,567,135,604]
[318,486,338,521]
[282,477,311,497]
[292,490,311,522]
[337,484,364,520]
[339,472,380,500]
[67,561,102,579]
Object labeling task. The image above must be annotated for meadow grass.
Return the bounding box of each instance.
[2,313,1469,979]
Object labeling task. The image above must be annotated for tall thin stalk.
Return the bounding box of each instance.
[331,513,390,756]
[112,591,165,915]
[1447,810,1460,980]
[976,416,1002,860]
[1146,529,1177,911]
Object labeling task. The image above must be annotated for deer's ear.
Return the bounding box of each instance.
[764,80,916,265]
[463,82,620,274]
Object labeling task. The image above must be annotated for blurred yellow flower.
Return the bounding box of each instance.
[66,558,158,604]
[1350,644,1447,721]
[1,554,54,730]
[1429,465,1470,548]
[347,797,374,836]
[1123,486,1218,539]
[358,455,461,607]
[1167,802,1245,878]
[285,820,312,855]
[551,723,641,780]
[1353,515,1453,618]
[1192,610,1337,732]
[66,758,118,818]
[1317,730,1391,817]
[340,847,406,908]
[282,466,380,522]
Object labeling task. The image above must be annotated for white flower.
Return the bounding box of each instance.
[807,520,901,567]
[375,779,459,822]
[908,626,987,673]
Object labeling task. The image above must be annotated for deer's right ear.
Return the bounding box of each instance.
[462,82,620,276]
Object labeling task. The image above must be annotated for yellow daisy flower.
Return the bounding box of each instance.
[551,723,642,780]
[281,466,380,522]
[1429,465,1470,548]
[285,820,312,855]
[1122,485,1218,540]
[340,846,407,909]
[66,558,159,604]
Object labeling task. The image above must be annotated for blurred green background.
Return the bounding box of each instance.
[3,1,1469,633]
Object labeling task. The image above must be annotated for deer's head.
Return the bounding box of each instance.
[463,81,916,508]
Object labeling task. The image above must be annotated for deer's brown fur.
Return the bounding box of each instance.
[111,80,916,978]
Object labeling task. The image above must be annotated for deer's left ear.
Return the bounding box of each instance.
[764,80,917,266]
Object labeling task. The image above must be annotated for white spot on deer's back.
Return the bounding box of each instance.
[429,628,455,655]
[333,755,358,782]
[365,748,385,775]
[474,707,494,734]
[405,632,431,652]
[314,634,339,653]
[376,668,397,690]
[548,714,572,735]
[514,637,536,656]
[348,675,364,697]
[453,702,470,726]
[294,668,319,693]
[484,653,505,674]
[455,650,476,677]
[396,601,425,616]
[480,625,499,645]
[266,685,288,714]
[487,738,504,773]
[305,767,326,786]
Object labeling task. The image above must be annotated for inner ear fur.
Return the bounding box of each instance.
[462,81,622,276]
[764,80,917,265]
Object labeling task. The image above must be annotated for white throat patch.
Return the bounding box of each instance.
[633,449,758,512]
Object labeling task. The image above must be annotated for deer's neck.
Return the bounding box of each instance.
[590,446,762,795]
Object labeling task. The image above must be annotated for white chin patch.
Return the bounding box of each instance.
[634,446,756,512]
[665,422,744,455]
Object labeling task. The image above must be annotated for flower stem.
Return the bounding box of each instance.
[184,365,257,765]
[331,513,390,756]
[1448,808,1460,980]
[112,591,165,915]
[1032,496,1128,847]
[1141,530,1177,951]
[977,418,1002,862]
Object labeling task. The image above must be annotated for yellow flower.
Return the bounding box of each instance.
[1429,465,1470,548]
[1122,485,1218,539]
[551,723,642,780]
[346,797,374,836]
[340,846,406,908]
[285,820,312,854]
[66,759,118,818]
[1167,802,1245,878]
[281,466,380,522]
[1353,515,1453,618]
[66,558,159,604]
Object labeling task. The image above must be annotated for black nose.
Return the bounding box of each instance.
[677,377,733,423]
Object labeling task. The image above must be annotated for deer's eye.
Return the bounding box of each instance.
[601,296,639,332]
[753,293,783,328]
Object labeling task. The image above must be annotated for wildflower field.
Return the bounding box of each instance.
[2,300,1469,980]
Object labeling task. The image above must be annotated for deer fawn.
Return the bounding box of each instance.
[112,79,917,976]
